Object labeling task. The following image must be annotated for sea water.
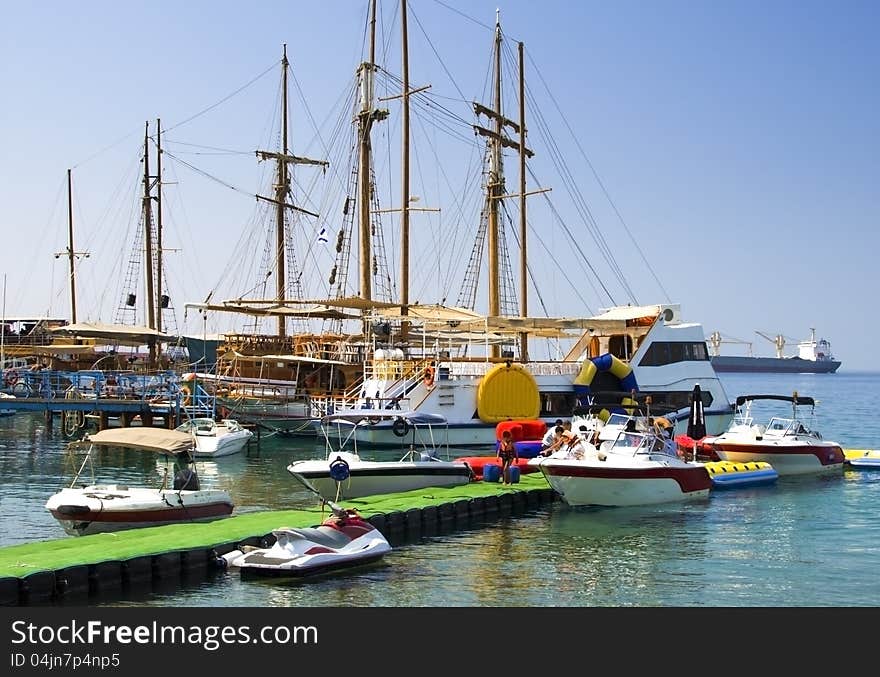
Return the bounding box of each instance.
[2,371,879,607]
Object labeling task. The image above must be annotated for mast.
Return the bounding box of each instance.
[517,41,528,361]
[275,47,290,337]
[400,0,411,317]
[358,0,378,304]
[471,16,539,359]
[486,12,504,357]
[66,169,78,324]
[155,118,164,334]
[142,121,157,365]
[255,45,328,336]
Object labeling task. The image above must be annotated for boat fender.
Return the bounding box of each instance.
[423,366,435,387]
[216,550,244,569]
[329,457,351,482]
[392,417,410,438]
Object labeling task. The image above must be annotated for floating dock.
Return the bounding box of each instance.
[0,474,556,606]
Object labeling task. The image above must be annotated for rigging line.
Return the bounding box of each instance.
[162,139,252,155]
[504,197,596,316]
[163,151,254,199]
[526,111,634,303]
[524,97,635,302]
[511,44,632,299]
[72,126,142,170]
[408,4,469,104]
[430,0,495,32]
[534,182,618,307]
[162,61,277,134]
[524,49,670,303]
[517,65,635,303]
[378,69,474,137]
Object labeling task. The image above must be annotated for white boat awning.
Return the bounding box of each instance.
[75,427,195,455]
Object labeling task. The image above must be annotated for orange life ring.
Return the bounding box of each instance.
[423,366,435,387]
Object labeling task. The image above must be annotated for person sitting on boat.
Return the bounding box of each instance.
[172,454,201,491]
[540,421,564,455]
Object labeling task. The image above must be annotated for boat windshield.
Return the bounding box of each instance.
[765,417,794,435]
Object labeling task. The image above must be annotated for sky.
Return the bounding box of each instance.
[1,0,877,371]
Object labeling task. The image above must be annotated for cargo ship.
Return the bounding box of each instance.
[708,328,841,374]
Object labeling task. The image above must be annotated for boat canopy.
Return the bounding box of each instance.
[50,321,177,346]
[217,349,348,366]
[735,394,816,407]
[76,427,196,455]
[321,410,448,426]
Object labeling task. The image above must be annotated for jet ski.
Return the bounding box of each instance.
[222,502,391,578]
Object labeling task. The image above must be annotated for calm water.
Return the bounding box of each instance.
[2,371,879,607]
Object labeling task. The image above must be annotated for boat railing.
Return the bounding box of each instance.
[436,360,581,378]
[2,368,181,402]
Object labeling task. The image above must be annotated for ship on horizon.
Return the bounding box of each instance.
[707,328,841,374]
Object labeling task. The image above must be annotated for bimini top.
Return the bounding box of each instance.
[735,394,816,407]
[321,410,448,426]
[75,427,196,456]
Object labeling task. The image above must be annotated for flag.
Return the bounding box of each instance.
[317,226,328,243]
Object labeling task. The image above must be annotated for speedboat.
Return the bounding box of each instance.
[708,394,844,476]
[530,405,712,507]
[45,427,234,536]
[223,503,391,578]
[287,410,473,501]
[175,417,254,458]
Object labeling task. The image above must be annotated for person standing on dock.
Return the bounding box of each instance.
[497,430,518,484]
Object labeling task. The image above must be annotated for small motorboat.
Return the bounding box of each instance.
[710,394,845,476]
[175,417,254,458]
[287,410,473,501]
[224,503,391,578]
[45,427,234,536]
[530,401,712,507]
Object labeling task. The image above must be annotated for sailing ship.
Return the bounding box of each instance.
[170,1,734,441]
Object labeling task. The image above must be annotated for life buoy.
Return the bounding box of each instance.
[392,417,410,438]
[423,366,435,387]
[329,456,351,482]
[367,416,381,426]
[179,384,192,407]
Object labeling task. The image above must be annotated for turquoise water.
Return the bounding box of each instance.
[2,371,879,606]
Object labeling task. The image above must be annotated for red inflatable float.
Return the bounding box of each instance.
[456,456,538,480]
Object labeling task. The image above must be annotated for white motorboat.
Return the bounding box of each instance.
[708,394,845,476]
[530,406,712,507]
[45,427,234,536]
[175,417,254,458]
[223,503,391,578]
[287,410,473,501]
[0,392,16,417]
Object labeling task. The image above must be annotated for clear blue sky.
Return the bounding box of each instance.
[1,1,877,370]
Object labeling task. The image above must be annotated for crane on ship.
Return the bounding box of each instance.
[707,331,753,357]
[754,331,794,359]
